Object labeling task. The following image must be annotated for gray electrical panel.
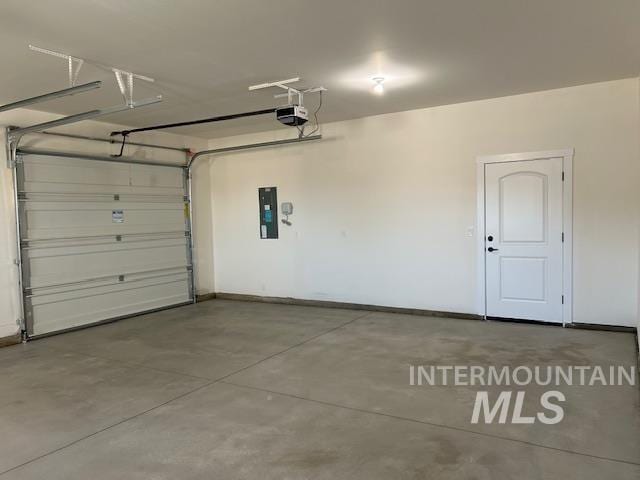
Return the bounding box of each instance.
[258,187,278,239]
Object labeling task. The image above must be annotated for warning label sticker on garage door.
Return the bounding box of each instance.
[112,210,124,223]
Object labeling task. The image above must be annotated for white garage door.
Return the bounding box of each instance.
[16,151,194,337]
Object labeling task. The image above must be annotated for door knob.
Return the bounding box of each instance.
[487,247,499,252]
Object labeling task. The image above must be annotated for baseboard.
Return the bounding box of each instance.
[209,293,640,336]
[213,292,482,321]
[0,331,22,347]
[567,322,637,333]
[196,292,217,302]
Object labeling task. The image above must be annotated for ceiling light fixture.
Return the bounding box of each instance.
[372,77,385,94]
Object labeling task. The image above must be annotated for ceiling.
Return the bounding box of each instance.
[0,0,638,139]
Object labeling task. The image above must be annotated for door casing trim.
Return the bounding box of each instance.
[475,149,574,326]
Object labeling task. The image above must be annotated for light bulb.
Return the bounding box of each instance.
[372,77,385,95]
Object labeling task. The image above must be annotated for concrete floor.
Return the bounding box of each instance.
[0,299,639,479]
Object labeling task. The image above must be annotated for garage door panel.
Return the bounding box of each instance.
[26,239,189,289]
[28,273,190,337]
[23,200,185,211]
[17,153,193,337]
[26,236,187,257]
[28,269,187,297]
[24,207,186,240]
[23,182,184,196]
[23,155,131,186]
[130,164,184,188]
[23,232,187,249]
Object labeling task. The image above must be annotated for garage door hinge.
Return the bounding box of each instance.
[8,155,22,168]
[114,194,120,201]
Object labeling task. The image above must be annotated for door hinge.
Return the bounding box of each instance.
[561,171,565,181]
[561,295,564,304]
[561,232,564,242]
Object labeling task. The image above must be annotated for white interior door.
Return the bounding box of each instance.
[484,157,564,323]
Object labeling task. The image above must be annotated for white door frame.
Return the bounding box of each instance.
[476,149,574,325]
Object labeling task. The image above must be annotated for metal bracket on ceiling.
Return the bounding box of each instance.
[248,77,327,106]
[4,46,162,167]
[273,86,327,105]
[29,45,85,87]
[112,69,155,107]
[29,44,156,107]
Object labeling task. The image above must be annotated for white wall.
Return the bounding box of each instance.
[206,79,640,327]
[0,109,211,339]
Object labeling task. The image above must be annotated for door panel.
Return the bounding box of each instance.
[500,173,546,242]
[499,256,546,301]
[485,158,563,322]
